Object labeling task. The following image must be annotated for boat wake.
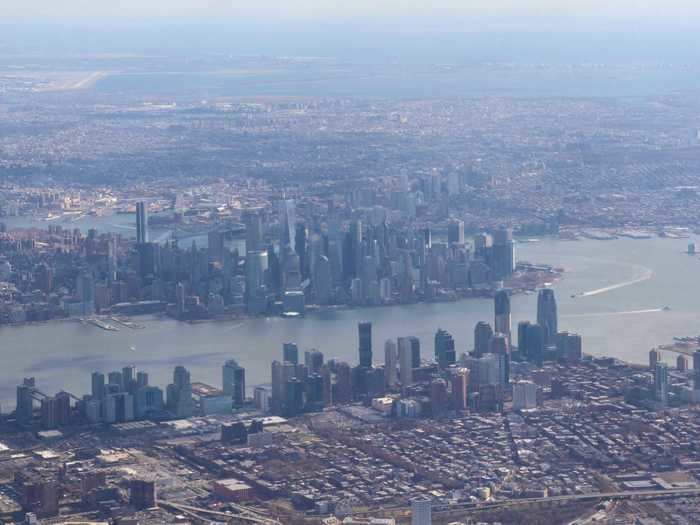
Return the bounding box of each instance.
[575,267,653,297]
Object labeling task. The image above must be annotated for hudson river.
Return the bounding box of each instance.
[1,236,698,408]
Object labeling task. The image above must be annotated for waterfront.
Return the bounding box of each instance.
[1,235,699,408]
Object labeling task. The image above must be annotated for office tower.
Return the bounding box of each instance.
[520,323,545,366]
[490,334,510,386]
[398,337,414,386]
[654,362,669,406]
[537,288,558,347]
[91,371,105,400]
[408,336,421,368]
[384,339,398,387]
[411,496,432,525]
[166,366,194,418]
[451,368,469,412]
[473,232,493,258]
[207,230,225,263]
[677,354,689,372]
[284,378,304,416]
[313,255,332,305]
[434,328,456,369]
[494,289,511,343]
[271,360,296,414]
[283,342,299,365]
[430,379,449,418]
[40,397,57,429]
[76,272,95,316]
[358,321,372,367]
[136,201,148,244]
[134,386,164,419]
[222,359,246,407]
[122,365,136,393]
[334,361,353,404]
[16,379,35,427]
[108,371,123,391]
[556,332,583,363]
[649,348,661,370]
[474,321,493,357]
[103,392,135,423]
[40,481,60,517]
[244,210,264,253]
[491,227,514,280]
[304,350,324,374]
[295,222,308,279]
[278,199,297,252]
[693,351,700,390]
[447,219,465,245]
[245,250,268,294]
[136,371,149,388]
[130,480,156,510]
[34,262,54,294]
[513,380,538,410]
[55,391,70,426]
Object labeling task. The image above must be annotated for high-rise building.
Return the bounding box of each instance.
[134,386,164,419]
[451,368,469,412]
[91,371,105,400]
[430,379,449,417]
[447,219,465,245]
[222,359,246,407]
[384,339,398,388]
[136,201,148,244]
[491,227,514,280]
[408,336,421,368]
[243,210,264,253]
[677,354,689,372]
[556,332,582,363]
[537,288,558,347]
[411,496,432,525]
[520,323,545,366]
[358,321,373,367]
[693,351,700,390]
[490,333,510,386]
[166,366,194,418]
[283,342,299,365]
[398,337,414,386]
[649,348,662,370]
[513,380,538,410]
[304,350,324,374]
[494,289,511,343]
[434,328,456,369]
[313,255,332,305]
[654,362,669,406]
[278,199,297,252]
[474,321,493,357]
[16,378,35,427]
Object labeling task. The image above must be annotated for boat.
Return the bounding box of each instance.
[663,306,671,311]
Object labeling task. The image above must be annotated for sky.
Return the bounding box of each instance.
[2,0,700,22]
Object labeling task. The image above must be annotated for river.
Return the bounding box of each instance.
[1,235,698,409]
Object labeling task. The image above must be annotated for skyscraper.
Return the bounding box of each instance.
[222,359,246,407]
[447,219,465,245]
[278,199,297,252]
[243,210,263,253]
[136,201,148,244]
[491,227,514,280]
[283,342,299,365]
[384,339,398,388]
[166,366,194,418]
[494,289,511,343]
[451,368,469,412]
[654,362,669,406]
[536,288,558,347]
[91,371,105,400]
[408,336,421,368]
[474,321,493,357]
[304,350,324,374]
[358,321,372,367]
[398,337,413,386]
[693,350,700,390]
[490,333,510,386]
[649,348,662,370]
[434,328,456,370]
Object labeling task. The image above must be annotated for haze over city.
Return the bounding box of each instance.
[1,1,700,524]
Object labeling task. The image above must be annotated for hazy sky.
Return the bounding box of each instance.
[3,0,700,21]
